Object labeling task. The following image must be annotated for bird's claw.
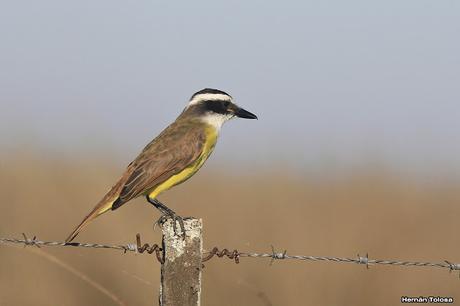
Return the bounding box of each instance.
[154,213,186,239]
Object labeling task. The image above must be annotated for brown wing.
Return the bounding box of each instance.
[112,121,206,209]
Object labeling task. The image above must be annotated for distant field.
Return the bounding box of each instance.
[0,153,459,305]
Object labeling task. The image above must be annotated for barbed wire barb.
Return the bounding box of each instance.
[357,253,370,269]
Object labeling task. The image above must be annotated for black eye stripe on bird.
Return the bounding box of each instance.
[203,100,230,115]
[65,88,257,242]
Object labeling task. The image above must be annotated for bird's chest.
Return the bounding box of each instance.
[194,125,219,169]
[147,126,219,198]
[179,125,218,184]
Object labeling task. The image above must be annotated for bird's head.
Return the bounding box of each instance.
[184,88,257,129]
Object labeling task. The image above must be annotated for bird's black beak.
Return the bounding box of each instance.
[234,107,258,119]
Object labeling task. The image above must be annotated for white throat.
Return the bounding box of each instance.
[200,113,233,131]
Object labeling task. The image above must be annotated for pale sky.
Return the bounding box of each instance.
[1,0,459,176]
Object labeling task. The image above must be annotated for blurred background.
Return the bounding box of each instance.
[0,0,459,305]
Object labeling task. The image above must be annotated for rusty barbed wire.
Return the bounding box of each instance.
[0,233,165,263]
[202,247,240,263]
[135,233,163,263]
[1,233,460,276]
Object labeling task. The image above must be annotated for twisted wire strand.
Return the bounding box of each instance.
[0,234,138,252]
[1,234,460,275]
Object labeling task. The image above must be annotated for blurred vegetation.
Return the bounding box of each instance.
[0,151,459,305]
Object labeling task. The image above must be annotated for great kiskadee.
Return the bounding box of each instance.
[65,88,257,242]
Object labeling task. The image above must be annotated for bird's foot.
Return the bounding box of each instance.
[154,212,186,239]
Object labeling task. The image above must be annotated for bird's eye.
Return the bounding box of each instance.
[223,101,230,108]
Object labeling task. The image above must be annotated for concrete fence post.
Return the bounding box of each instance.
[159,218,202,306]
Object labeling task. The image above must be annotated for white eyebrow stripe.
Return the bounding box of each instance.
[188,93,232,106]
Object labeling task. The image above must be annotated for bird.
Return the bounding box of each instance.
[65,88,257,242]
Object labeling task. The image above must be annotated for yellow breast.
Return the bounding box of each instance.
[147,124,218,199]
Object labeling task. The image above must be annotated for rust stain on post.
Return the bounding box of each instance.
[159,218,202,306]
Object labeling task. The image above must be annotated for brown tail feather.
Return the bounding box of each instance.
[65,164,136,243]
[65,197,116,243]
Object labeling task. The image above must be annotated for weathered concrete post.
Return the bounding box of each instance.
[159,218,202,306]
